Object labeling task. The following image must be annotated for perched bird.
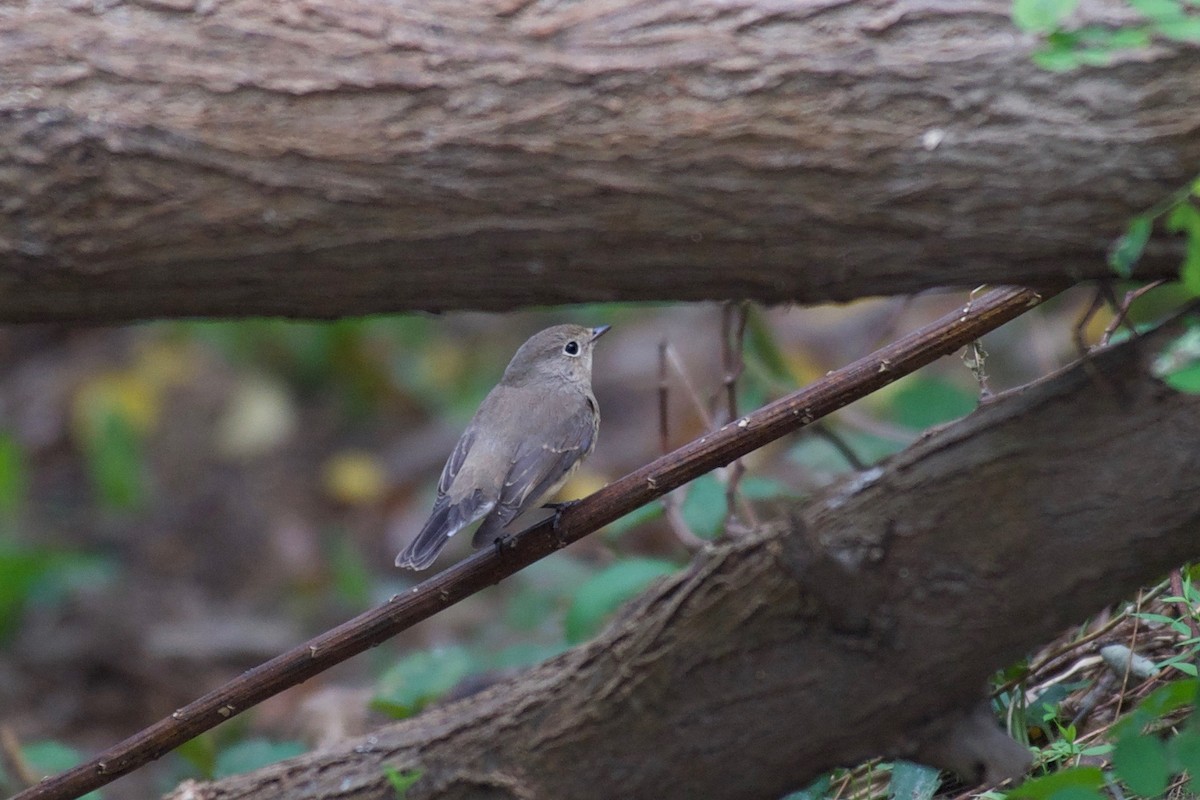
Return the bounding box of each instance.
[395,323,610,570]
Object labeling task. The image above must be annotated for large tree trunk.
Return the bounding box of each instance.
[1,0,1197,322]
[166,319,1200,800]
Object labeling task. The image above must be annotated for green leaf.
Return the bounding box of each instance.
[174,734,218,780]
[384,766,422,797]
[743,307,796,386]
[372,646,475,718]
[1129,0,1187,20]
[1170,730,1200,776]
[0,432,27,516]
[1163,362,1200,393]
[1010,766,1105,799]
[212,738,306,779]
[83,410,145,510]
[1165,202,1200,234]
[1172,659,1200,676]
[1013,0,1080,32]
[889,761,941,800]
[1046,787,1107,800]
[1091,26,1153,48]
[0,542,115,642]
[1153,329,1200,394]
[739,476,791,499]
[486,641,567,671]
[1112,734,1169,796]
[1137,677,1198,717]
[1070,48,1117,67]
[1182,235,1200,297]
[1032,46,1085,71]
[564,558,679,644]
[1157,16,1200,40]
[1109,216,1153,277]
[889,376,977,430]
[21,741,102,800]
[328,534,372,608]
[604,502,664,540]
[680,473,728,540]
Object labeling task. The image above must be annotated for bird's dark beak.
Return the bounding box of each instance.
[590,324,611,341]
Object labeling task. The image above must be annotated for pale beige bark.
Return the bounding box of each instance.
[1,0,1197,321]
[167,322,1200,800]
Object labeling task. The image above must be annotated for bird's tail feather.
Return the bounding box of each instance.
[395,492,495,570]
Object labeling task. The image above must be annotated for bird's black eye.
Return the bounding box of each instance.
[564,340,580,356]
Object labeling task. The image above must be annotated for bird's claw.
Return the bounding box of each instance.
[542,499,580,546]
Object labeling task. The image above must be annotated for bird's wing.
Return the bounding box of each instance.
[436,423,474,495]
[395,425,495,570]
[470,396,596,548]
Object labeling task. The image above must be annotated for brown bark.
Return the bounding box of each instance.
[167,320,1200,800]
[1,0,1197,322]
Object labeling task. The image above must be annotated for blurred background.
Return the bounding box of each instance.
[0,286,1169,797]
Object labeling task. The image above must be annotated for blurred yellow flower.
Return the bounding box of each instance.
[323,451,387,506]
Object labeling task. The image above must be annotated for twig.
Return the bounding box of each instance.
[658,341,671,457]
[1070,672,1117,729]
[991,581,1169,700]
[663,335,754,536]
[720,302,747,426]
[658,340,705,551]
[663,343,715,428]
[1073,284,1110,357]
[0,726,38,791]
[720,301,757,532]
[15,284,1060,800]
[1100,280,1166,347]
[1114,590,1144,719]
[808,424,868,471]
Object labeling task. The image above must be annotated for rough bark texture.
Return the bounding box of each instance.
[167,321,1200,800]
[1,0,1197,322]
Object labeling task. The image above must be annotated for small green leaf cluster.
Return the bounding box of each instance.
[1012,0,1200,70]
[1136,568,1200,674]
[1109,179,1200,287]
[1105,177,1200,393]
[1011,680,1200,800]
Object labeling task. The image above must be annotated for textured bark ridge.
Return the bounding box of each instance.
[2,0,1198,321]
[169,323,1200,800]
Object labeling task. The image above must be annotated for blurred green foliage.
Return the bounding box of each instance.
[384,766,421,797]
[174,730,306,782]
[0,539,116,642]
[0,739,103,799]
[373,646,476,718]
[212,738,307,780]
[888,761,941,800]
[80,410,145,510]
[1022,6,1200,395]
[0,430,28,518]
[564,557,679,644]
[888,375,978,431]
[1008,679,1200,800]
[680,474,727,541]
[1012,0,1200,70]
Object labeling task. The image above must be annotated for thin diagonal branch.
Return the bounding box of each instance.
[16,284,1061,800]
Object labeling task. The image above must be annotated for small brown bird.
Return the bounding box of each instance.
[395,323,609,570]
